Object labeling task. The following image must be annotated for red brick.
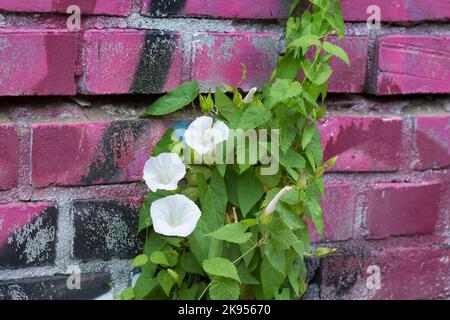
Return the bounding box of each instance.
[415,116,450,170]
[191,32,281,91]
[365,182,441,238]
[319,116,403,172]
[327,37,368,93]
[81,30,183,94]
[0,203,57,268]
[31,120,166,187]
[0,124,19,190]
[376,35,450,95]
[141,0,290,19]
[0,0,132,16]
[0,30,77,96]
[320,246,450,300]
[309,184,356,242]
[341,0,450,22]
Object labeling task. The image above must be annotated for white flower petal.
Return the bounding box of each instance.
[212,120,230,145]
[184,116,230,155]
[143,153,186,192]
[151,194,201,237]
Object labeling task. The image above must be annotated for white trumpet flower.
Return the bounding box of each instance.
[151,195,201,237]
[242,87,258,104]
[143,153,186,192]
[184,116,229,155]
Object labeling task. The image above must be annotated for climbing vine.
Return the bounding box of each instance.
[120,0,348,300]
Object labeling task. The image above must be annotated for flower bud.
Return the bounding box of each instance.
[261,186,293,224]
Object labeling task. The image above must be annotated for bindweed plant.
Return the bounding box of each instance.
[120,0,347,300]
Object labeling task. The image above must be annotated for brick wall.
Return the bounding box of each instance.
[0,1,449,300]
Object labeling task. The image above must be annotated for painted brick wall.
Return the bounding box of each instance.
[0,1,449,300]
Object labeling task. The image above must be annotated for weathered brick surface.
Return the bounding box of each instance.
[320,246,450,300]
[310,184,356,242]
[0,124,19,191]
[142,0,450,22]
[319,116,403,172]
[191,33,367,93]
[141,0,291,19]
[0,273,111,300]
[0,203,57,268]
[0,30,78,96]
[365,182,441,239]
[341,0,450,22]
[376,35,450,95]
[0,0,132,16]
[31,120,166,187]
[327,37,368,93]
[81,30,183,95]
[191,32,281,92]
[72,200,143,261]
[415,116,450,170]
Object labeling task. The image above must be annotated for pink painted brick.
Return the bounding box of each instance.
[341,0,450,22]
[141,0,450,21]
[376,35,450,95]
[191,32,281,91]
[141,0,291,19]
[320,246,450,300]
[0,30,77,96]
[31,120,167,187]
[81,30,183,94]
[414,116,450,169]
[319,116,403,172]
[191,33,367,93]
[0,124,19,190]
[328,37,368,93]
[0,0,132,16]
[309,184,356,242]
[365,182,441,238]
[0,203,57,268]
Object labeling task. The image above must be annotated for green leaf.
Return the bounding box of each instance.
[268,218,299,251]
[203,257,240,282]
[272,51,302,80]
[239,106,270,129]
[302,123,315,149]
[288,34,320,48]
[237,264,260,285]
[206,223,252,244]
[152,128,174,156]
[209,277,240,300]
[120,287,135,300]
[322,41,349,65]
[149,251,170,266]
[130,254,148,268]
[215,89,238,121]
[263,241,286,273]
[180,252,204,276]
[142,81,199,116]
[157,270,175,297]
[189,170,227,263]
[133,269,159,300]
[305,189,324,236]
[280,149,306,169]
[237,170,264,216]
[260,257,284,299]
